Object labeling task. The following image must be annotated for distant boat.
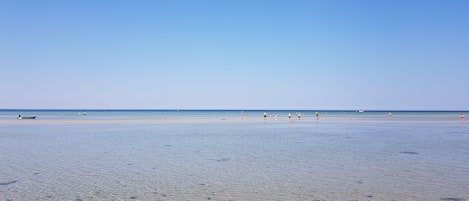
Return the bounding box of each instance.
[17,115,36,120]
[358,109,364,113]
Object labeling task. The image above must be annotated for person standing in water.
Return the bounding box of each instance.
[264,112,267,120]
[297,112,301,120]
[288,113,292,121]
[388,112,392,118]
[459,113,465,121]
[315,112,319,120]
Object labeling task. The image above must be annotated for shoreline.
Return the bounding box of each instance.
[2,108,469,112]
[0,118,464,124]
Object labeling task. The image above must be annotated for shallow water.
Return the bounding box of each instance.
[0,111,468,200]
[0,109,466,122]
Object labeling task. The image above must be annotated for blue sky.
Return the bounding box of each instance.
[1,0,468,110]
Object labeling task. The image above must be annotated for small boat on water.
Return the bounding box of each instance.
[358,109,365,113]
[17,115,37,120]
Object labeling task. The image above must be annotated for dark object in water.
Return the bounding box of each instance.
[0,180,18,186]
[399,151,419,155]
[17,115,36,120]
[208,158,231,162]
[441,198,466,201]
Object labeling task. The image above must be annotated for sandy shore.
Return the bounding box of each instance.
[0,118,464,124]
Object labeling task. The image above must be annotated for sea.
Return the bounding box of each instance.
[0,110,468,201]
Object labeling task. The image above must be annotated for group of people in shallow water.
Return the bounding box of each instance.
[255,112,465,121]
[260,111,321,121]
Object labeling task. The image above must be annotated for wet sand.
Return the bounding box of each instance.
[0,117,465,124]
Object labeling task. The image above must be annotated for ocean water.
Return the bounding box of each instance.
[0,110,468,201]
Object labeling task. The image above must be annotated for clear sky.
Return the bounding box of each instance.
[1,0,468,110]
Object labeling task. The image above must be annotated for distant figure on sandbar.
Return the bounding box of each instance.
[297,112,301,120]
[17,115,22,120]
[388,112,392,118]
[288,113,292,121]
[315,112,319,120]
[264,112,267,120]
[459,113,465,121]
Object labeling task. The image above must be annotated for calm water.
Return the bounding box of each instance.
[0,110,468,201]
[0,109,466,121]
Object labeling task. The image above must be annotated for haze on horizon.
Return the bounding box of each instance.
[1,0,468,110]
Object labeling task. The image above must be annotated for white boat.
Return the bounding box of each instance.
[358,109,364,113]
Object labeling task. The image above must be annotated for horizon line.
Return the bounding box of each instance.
[1,108,468,112]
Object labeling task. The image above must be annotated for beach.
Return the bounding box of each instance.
[3,0,469,200]
[1,110,468,201]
